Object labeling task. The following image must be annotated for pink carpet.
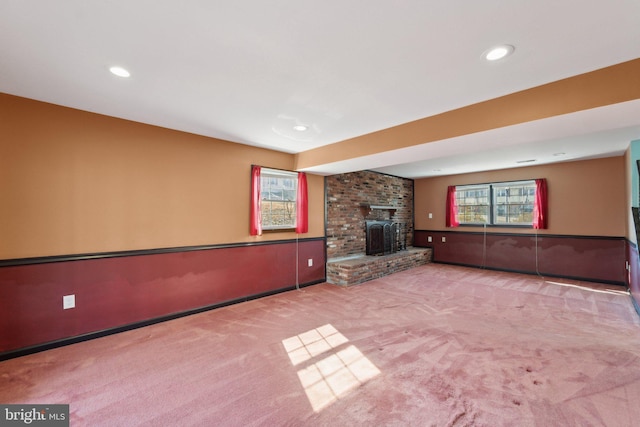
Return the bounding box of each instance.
[1,264,640,426]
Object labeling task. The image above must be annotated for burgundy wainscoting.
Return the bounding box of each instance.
[415,230,626,284]
[0,239,326,355]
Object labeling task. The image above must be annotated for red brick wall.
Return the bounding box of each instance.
[326,171,414,259]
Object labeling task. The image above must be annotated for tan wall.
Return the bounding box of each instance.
[415,156,626,237]
[0,94,324,259]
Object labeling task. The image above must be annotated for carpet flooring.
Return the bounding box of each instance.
[1,264,640,426]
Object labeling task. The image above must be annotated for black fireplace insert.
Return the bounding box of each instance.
[365,220,398,255]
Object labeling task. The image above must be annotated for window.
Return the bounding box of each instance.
[260,168,298,230]
[250,166,308,235]
[455,180,537,226]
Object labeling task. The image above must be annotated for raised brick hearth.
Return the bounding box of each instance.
[327,247,432,286]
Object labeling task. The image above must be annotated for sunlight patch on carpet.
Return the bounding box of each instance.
[283,324,381,412]
[545,280,629,296]
[282,324,349,366]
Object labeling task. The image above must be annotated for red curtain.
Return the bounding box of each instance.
[533,178,548,229]
[250,165,262,236]
[295,172,308,234]
[446,186,459,227]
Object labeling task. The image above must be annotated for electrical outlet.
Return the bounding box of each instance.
[308,258,313,267]
[428,212,433,219]
[427,236,432,243]
[63,294,75,310]
[441,236,446,243]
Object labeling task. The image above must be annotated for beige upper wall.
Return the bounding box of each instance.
[0,94,325,259]
[415,156,626,237]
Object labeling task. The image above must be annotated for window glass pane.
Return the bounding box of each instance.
[262,201,273,227]
[492,181,535,225]
[455,185,490,224]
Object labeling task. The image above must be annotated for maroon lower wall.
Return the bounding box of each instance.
[415,230,627,285]
[0,238,326,356]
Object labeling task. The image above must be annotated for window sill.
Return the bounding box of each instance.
[262,228,297,233]
[459,224,532,229]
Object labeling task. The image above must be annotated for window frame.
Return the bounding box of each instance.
[259,167,299,232]
[455,179,537,227]
[491,180,536,226]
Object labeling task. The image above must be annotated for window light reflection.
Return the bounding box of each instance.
[282,324,381,412]
[545,280,630,296]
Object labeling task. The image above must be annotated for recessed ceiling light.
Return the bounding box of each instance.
[109,66,131,78]
[484,44,515,61]
[293,125,308,132]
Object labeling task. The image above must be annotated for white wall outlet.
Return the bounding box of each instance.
[63,294,75,310]
[308,258,313,267]
[427,236,432,243]
[428,212,433,219]
[441,236,446,243]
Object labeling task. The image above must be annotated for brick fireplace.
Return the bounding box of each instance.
[325,171,431,285]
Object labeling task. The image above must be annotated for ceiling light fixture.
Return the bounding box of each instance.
[109,66,131,78]
[484,44,515,61]
[293,125,308,132]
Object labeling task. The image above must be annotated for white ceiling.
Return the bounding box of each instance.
[1,0,639,178]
